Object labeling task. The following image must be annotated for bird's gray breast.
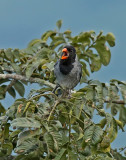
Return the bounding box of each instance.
[54,57,82,89]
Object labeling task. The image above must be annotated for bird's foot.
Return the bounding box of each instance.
[61,89,72,99]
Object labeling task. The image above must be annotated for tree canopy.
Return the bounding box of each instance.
[0,20,126,160]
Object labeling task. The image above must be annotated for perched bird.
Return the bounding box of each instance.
[53,45,82,97]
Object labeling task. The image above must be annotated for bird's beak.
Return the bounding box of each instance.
[61,48,69,60]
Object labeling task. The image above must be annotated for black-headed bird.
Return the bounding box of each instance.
[53,45,82,97]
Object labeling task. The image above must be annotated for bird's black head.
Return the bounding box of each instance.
[59,45,76,75]
[60,45,76,64]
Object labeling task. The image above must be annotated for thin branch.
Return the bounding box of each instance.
[104,100,125,105]
[0,74,55,88]
[0,73,125,105]
[119,146,126,153]
[47,100,60,122]
[30,93,58,100]
[68,114,71,143]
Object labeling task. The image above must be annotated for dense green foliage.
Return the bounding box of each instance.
[0,20,126,160]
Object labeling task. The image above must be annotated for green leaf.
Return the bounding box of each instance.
[111,104,118,116]
[115,119,124,132]
[90,55,102,72]
[56,20,62,30]
[105,113,113,131]
[106,32,115,47]
[18,129,41,141]
[6,105,16,119]
[51,120,62,129]
[0,103,5,114]
[10,130,21,140]
[13,49,20,61]
[2,142,13,155]
[50,130,62,151]
[0,66,4,73]
[11,117,41,128]
[108,118,118,142]
[3,123,10,139]
[10,63,21,74]
[7,86,16,98]
[14,80,25,97]
[50,36,65,49]
[44,61,55,71]
[44,132,54,154]
[95,85,104,108]
[99,118,107,128]
[15,138,38,154]
[77,31,94,43]
[64,30,72,38]
[36,47,53,59]
[84,86,94,101]
[0,86,6,100]
[80,61,89,77]
[106,84,119,104]
[54,148,66,160]
[4,48,13,60]
[119,84,126,104]
[100,136,110,149]
[119,106,126,125]
[25,61,41,79]
[0,79,9,85]
[41,30,57,41]
[79,154,86,160]
[68,149,78,160]
[94,43,111,66]
[84,125,103,145]
[64,30,71,35]
[27,39,42,47]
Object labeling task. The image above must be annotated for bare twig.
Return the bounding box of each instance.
[104,100,125,105]
[0,74,55,88]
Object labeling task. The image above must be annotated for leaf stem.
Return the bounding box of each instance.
[68,114,71,143]
[47,100,60,122]
[30,92,58,100]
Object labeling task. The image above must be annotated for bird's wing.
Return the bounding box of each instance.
[78,62,82,82]
[54,60,60,77]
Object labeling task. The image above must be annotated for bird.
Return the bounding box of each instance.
[53,45,82,97]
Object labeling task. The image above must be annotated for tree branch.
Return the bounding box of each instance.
[0,74,125,105]
[0,74,55,88]
[104,100,125,105]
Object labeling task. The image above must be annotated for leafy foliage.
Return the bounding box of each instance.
[0,20,126,159]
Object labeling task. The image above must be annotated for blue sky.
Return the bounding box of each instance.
[0,0,126,151]
[0,0,126,82]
